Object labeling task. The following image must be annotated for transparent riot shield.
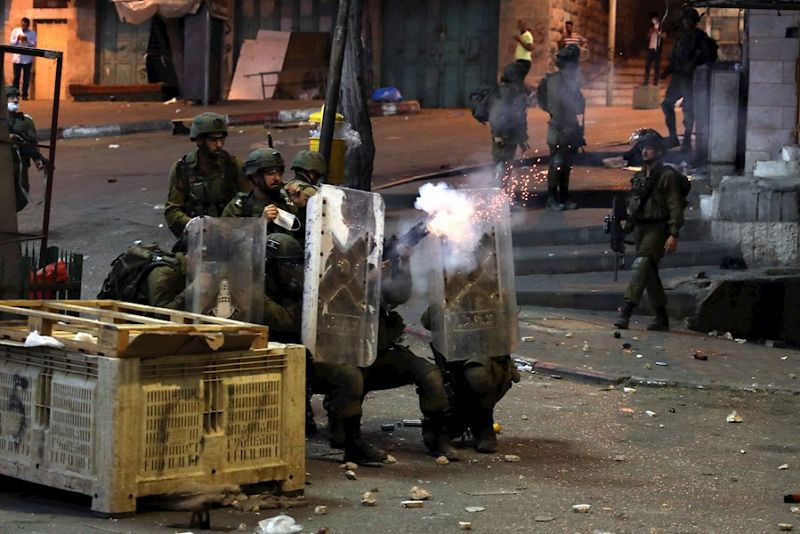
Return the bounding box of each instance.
[186,217,267,324]
[302,185,384,367]
[426,188,518,360]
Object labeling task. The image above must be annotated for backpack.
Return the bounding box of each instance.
[536,73,554,113]
[97,243,181,303]
[469,85,497,124]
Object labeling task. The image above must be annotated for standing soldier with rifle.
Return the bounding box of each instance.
[614,131,689,331]
[6,85,46,211]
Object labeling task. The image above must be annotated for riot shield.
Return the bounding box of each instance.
[302,185,384,367]
[186,217,267,324]
[426,188,518,360]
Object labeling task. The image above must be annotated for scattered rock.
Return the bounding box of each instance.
[534,515,555,522]
[572,503,591,513]
[693,352,708,361]
[778,524,793,531]
[779,464,789,470]
[521,415,528,420]
[340,462,358,471]
[790,506,800,514]
[381,424,395,432]
[726,411,743,423]
[565,332,575,338]
[435,455,450,466]
[465,506,485,513]
[383,455,397,465]
[521,336,535,342]
[408,486,432,500]
[622,342,632,349]
[459,522,473,530]
[723,332,734,340]
[623,387,636,394]
[402,500,425,508]
[613,331,621,338]
[632,336,640,341]
[361,492,377,506]
[644,363,652,369]
[314,505,328,515]
[734,338,747,344]
[614,455,626,462]
[655,361,669,366]
[345,470,357,480]
[582,341,591,352]
[503,454,521,463]
[645,410,657,417]
[790,373,797,380]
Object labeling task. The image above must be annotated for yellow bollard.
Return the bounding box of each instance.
[309,107,346,185]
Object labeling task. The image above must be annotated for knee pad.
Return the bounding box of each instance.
[419,368,444,396]
[631,256,655,272]
[463,363,493,395]
[330,364,364,396]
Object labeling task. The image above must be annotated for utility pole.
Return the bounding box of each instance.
[606,0,617,107]
[319,0,351,169]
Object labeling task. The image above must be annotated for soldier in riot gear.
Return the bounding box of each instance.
[488,63,529,181]
[614,131,688,331]
[222,148,300,237]
[545,44,585,211]
[6,85,46,211]
[285,149,326,207]
[661,7,717,152]
[164,112,248,237]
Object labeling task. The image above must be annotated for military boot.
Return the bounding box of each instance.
[614,303,635,329]
[422,416,460,461]
[471,411,498,454]
[327,417,345,449]
[647,307,670,331]
[342,416,388,465]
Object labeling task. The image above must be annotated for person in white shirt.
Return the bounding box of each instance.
[10,18,37,100]
[644,12,665,86]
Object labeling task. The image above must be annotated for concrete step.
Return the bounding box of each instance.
[511,218,708,247]
[514,265,728,317]
[513,240,739,276]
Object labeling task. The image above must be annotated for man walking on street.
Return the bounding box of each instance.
[9,18,36,100]
[544,44,585,210]
[614,131,688,331]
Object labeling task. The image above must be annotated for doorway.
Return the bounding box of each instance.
[33,19,67,100]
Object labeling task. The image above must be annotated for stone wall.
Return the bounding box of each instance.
[498,0,550,82]
[549,0,609,69]
[744,11,800,173]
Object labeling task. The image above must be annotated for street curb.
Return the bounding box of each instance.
[48,100,421,141]
[528,360,628,385]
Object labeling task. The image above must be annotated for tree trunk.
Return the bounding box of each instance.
[340,0,375,191]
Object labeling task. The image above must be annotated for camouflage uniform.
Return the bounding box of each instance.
[221,190,298,236]
[545,45,585,209]
[8,109,43,212]
[144,253,187,309]
[489,64,529,165]
[164,149,247,237]
[623,162,686,311]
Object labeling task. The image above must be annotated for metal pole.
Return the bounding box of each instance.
[606,0,617,107]
[41,52,63,259]
[319,0,351,167]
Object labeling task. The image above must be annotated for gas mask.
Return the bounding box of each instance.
[7,102,19,112]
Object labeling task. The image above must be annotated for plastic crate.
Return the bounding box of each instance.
[0,301,305,516]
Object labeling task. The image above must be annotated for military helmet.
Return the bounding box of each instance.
[5,86,20,98]
[635,130,665,152]
[190,112,228,141]
[266,232,302,259]
[500,62,523,84]
[681,7,701,23]
[245,148,285,178]
[265,233,304,294]
[555,44,581,68]
[291,149,327,175]
[629,128,661,146]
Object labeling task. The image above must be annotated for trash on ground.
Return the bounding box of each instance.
[459,522,473,530]
[340,462,358,471]
[779,464,789,470]
[613,331,621,338]
[582,341,591,352]
[655,361,669,366]
[493,422,503,433]
[723,332,734,340]
[572,504,591,513]
[73,332,96,343]
[632,336,640,341]
[503,454,521,463]
[465,506,485,513]
[255,514,303,534]
[565,331,575,338]
[734,338,747,344]
[345,470,357,480]
[623,387,636,393]
[403,419,422,427]
[361,492,377,506]
[778,524,793,532]
[534,515,555,522]
[108,144,120,149]
[435,455,450,466]
[402,500,425,508]
[383,454,397,464]
[381,424,395,432]
[726,410,743,423]
[408,486,431,500]
[614,455,626,462]
[636,354,644,359]
[521,336,535,342]
[790,506,800,514]
[314,505,328,515]
[645,410,657,417]
[522,414,528,420]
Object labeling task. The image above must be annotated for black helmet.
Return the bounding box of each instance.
[555,44,581,68]
[681,7,701,23]
[265,233,304,295]
[634,130,665,152]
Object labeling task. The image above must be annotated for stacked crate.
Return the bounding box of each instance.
[0,300,305,516]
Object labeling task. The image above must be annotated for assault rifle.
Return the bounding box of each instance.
[382,219,431,263]
[603,195,628,281]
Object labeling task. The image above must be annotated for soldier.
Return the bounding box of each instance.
[488,63,529,182]
[614,131,687,331]
[545,44,585,210]
[221,148,300,237]
[164,112,248,238]
[284,149,326,245]
[6,85,46,211]
[661,7,717,152]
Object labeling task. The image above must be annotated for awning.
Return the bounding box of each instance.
[112,0,204,25]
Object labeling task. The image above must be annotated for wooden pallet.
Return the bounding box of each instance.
[0,300,268,357]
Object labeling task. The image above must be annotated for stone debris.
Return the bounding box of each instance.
[402,500,425,508]
[459,522,473,530]
[534,515,555,522]
[693,351,708,361]
[503,454,521,463]
[779,464,789,470]
[565,331,575,338]
[383,455,397,465]
[435,455,450,466]
[521,336,535,342]
[632,336,640,341]
[614,455,626,462]
[314,506,328,515]
[572,504,591,513]
[408,486,432,500]
[778,524,793,531]
[723,332,734,340]
[582,341,591,352]
[734,338,747,344]
[465,506,485,513]
[726,411,743,423]
[645,410,657,417]
[790,506,800,514]
[361,492,377,506]
[345,470,357,480]
[644,363,653,369]
[613,331,621,338]
[655,361,669,366]
[340,462,358,471]
[623,387,636,393]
